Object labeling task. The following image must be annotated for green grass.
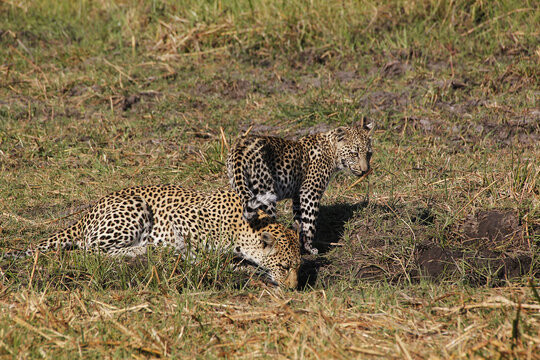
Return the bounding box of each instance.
[1,0,540,358]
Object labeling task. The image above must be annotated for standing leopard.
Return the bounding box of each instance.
[227,121,373,254]
[7,185,301,289]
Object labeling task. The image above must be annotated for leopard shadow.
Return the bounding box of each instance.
[298,201,367,289]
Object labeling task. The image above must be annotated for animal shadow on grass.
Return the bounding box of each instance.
[298,201,367,289]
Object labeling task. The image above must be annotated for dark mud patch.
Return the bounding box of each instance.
[120,91,162,111]
[381,60,412,78]
[121,94,141,111]
[416,245,533,285]
[357,91,412,111]
[222,79,253,100]
[417,209,534,285]
[315,205,537,287]
[290,47,335,69]
[459,210,524,249]
[196,73,300,98]
[473,112,540,146]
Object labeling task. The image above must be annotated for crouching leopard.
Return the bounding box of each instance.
[227,121,373,255]
[9,185,301,289]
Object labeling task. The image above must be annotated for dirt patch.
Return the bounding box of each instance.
[416,244,533,285]
[193,75,277,100]
[381,60,412,78]
[416,209,532,285]
[314,205,536,287]
[459,210,523,249]
[290,47,335,69]
[334,70,356,83]
[122,95,141,110]
[393,109,540,147]
[475,111,540,146]
[357,91,411,111]
[223,79,253,100]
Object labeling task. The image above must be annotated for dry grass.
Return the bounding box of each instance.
[1,283,539,358]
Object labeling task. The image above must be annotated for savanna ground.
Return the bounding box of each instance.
[1,0,539,358]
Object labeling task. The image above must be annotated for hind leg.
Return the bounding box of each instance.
[83,195,153,255]
[241,159,278,220]
[247,192,278,220]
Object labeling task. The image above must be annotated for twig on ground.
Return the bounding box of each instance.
[346,168,373,191]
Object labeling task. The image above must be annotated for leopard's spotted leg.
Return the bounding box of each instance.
[292,195,302,224]
[82,194,153,254]
[298,187,322,255]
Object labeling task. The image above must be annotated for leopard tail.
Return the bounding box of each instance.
[3,220,84,259]
[227,143,258,220]
[38,220,84,253]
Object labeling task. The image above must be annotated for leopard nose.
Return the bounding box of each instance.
[359,158,369,172]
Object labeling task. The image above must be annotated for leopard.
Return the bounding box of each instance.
[226,120,373,255]
[8,185,301,289]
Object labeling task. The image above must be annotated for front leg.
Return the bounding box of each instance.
[292,195,302,224]
[299,187,322,255]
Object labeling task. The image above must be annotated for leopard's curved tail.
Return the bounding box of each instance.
[2,221,84,259]
[226,137,279,220]
[227,140,256,219]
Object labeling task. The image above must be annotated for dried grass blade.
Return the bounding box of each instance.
[395,334,413,360]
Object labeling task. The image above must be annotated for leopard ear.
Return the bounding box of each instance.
[261,232,277,254]
[332,127,348,142]
[365,120,374,134]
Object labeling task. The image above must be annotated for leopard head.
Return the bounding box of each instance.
[330,119,373,176]
[247,213,302,289]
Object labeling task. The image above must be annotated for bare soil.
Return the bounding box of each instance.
[315,206,536,288]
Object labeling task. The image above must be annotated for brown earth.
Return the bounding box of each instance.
[309,206,537,289]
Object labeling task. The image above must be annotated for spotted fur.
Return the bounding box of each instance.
[227,122,373,254]
[13,185,301,288]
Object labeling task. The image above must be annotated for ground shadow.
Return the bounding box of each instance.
[298,201,368,289]
[314,201,368,254]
